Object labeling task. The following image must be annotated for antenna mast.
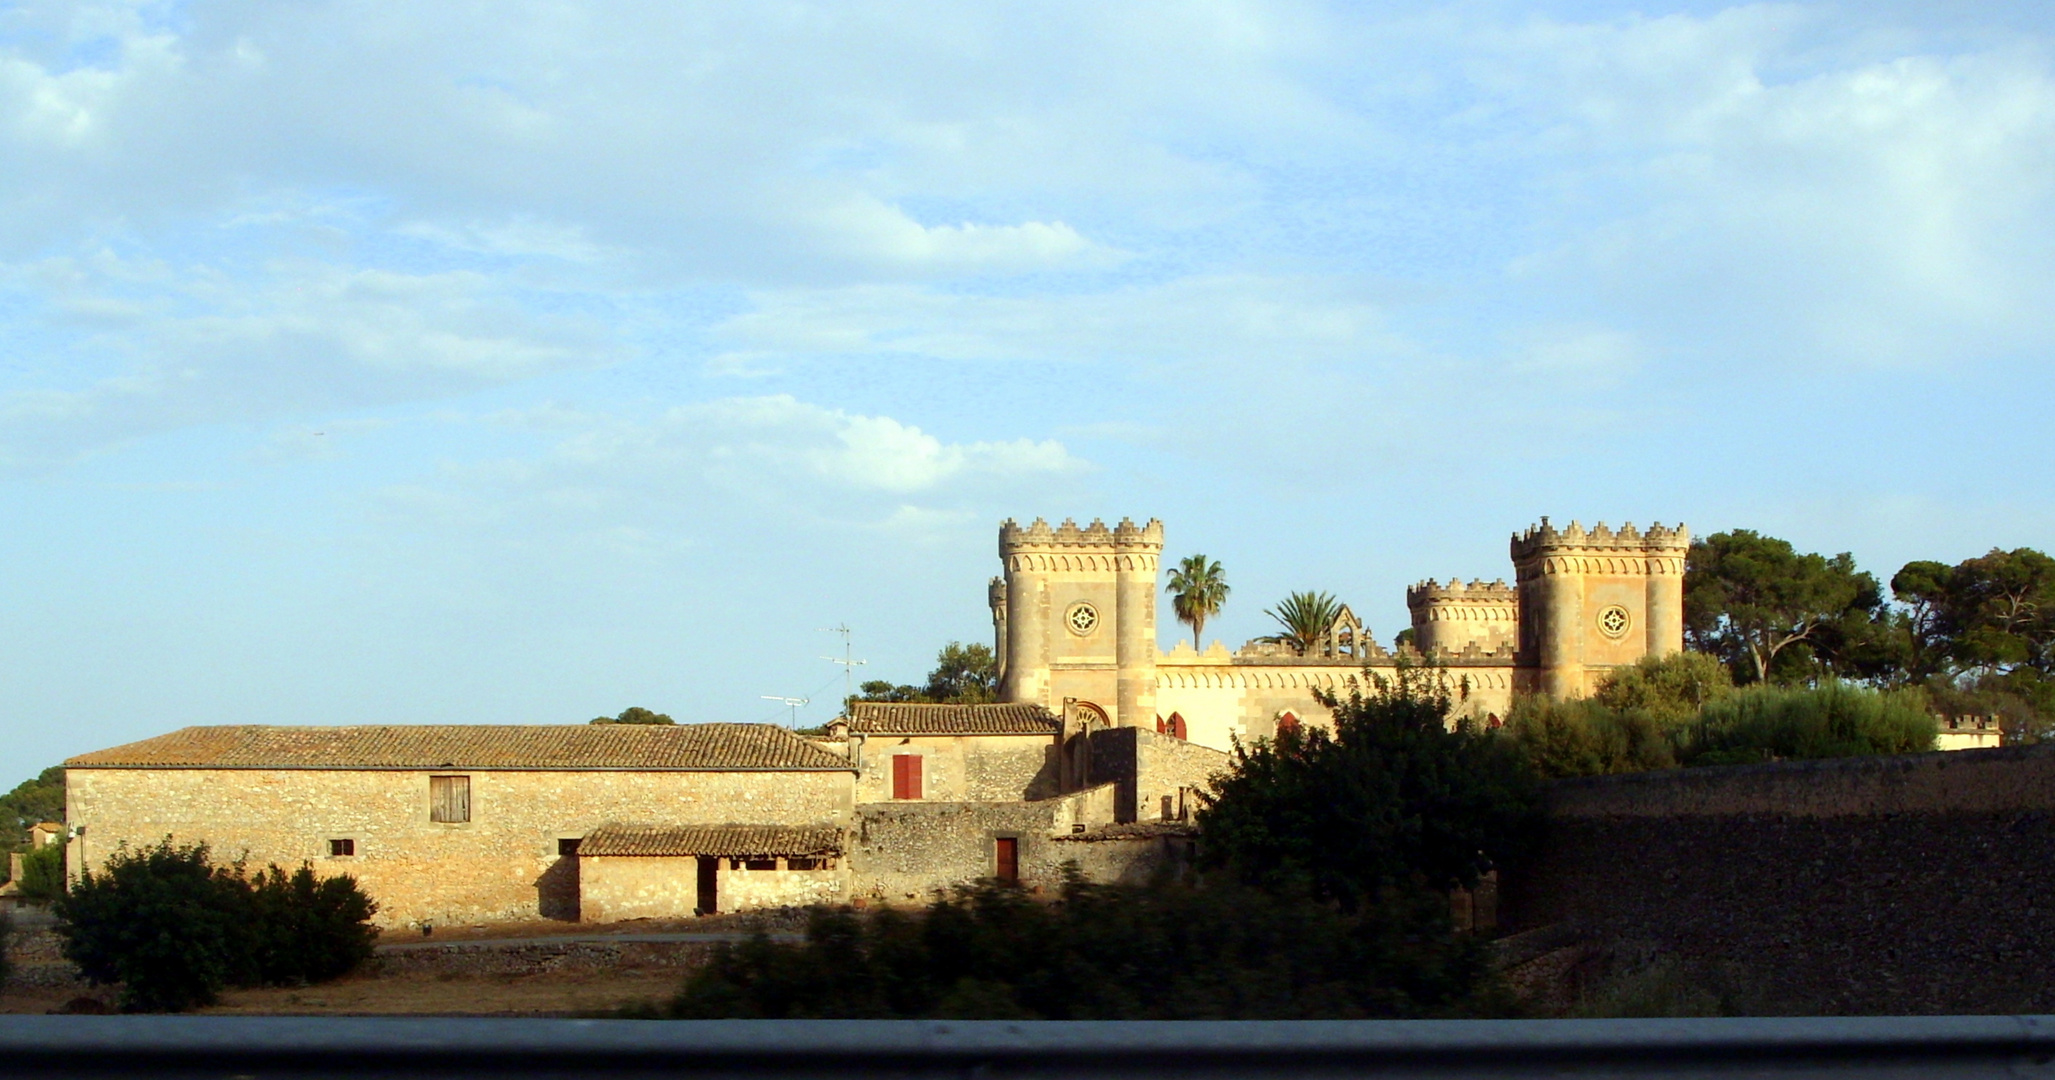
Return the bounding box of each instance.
[818,623,866,716]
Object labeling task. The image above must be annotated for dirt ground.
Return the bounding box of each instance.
[0,911,797,1016]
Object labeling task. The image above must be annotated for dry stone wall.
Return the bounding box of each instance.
[1501,744,2055,1014]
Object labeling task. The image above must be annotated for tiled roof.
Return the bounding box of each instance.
[66,724,854,772]
[579,823,844,857]
[846,702,1061,735]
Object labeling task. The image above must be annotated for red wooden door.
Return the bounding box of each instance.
[995,837,1019,883]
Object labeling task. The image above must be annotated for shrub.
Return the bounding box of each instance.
[0,907,12,985]
[1592,652,1734,725]
[1506,697,1675,779]
[16,844,64,901]
[1199,663,1540,912]
[56,842,252,1012]
[1682,682,1936,766]
[54,840,379,1012]
[661,875,1510,1020]
[246,864,381,985]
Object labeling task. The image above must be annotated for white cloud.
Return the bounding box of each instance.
[0,253,613,469]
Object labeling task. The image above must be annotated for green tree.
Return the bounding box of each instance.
[849,642,1000,711]
[1258,591,1343,656]
[2,766,64,856]
[1506,697,1676,779]
[1684,530,1882,685]
[590,706,675,725]
[56,840,380,1012]
[17,843,65,900]
[1198,663,1540,913]
[1165,554,1231,649]
[923,642,998,704]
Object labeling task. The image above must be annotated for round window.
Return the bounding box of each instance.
[1065,602,1100,636]
[1597,604,1632,639]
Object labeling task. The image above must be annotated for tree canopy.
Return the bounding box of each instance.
[2,766,64,856]
[1684,530,1881,684]
[1165,554,1230,649]
[851,642,999,710]
[590,707,675,725]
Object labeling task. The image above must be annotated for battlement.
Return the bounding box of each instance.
[1510,517,1689,561]
[1406,578,1516,608]
[1000,516,1164,555]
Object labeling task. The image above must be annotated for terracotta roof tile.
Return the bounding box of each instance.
[65,724,854,772]
[579,823,843,857]
[846,702,1060,735]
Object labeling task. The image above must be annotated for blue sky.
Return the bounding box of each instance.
[4,1,2054,777]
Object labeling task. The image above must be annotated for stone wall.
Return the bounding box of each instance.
[579,855,846,921]
[1081,727,1230,823]
[1500,744,2055,1014]
[846,784,1122,904]
[849,732,1061,803]
[66,767,851,928]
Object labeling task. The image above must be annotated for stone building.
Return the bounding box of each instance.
[994,515,1687,750]
[64,724,857,926]
[66,701,1220,927]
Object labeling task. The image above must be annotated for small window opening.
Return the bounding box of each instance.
[787,856,832,871]
[1161,794,1174,820]
[558,838,581,857]
[744,857,777,871]
[430,775,471,823]
[328,838,355,857]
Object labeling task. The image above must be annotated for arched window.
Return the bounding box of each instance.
[1276,711,1300,737]
[1169,712,1188,741]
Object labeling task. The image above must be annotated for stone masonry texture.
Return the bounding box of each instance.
[1501,744,2055,1015]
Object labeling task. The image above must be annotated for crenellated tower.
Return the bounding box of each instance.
[995,517,1163,727]
[1510,519,1690,699]
[1406,578,1519,657]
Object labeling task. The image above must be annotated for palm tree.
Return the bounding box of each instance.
[1260,590,1342,656]
[1165,554,1230,649]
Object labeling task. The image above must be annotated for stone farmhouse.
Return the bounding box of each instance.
[63,514,1681,928]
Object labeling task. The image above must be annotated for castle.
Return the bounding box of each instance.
[59,514,1684,927]
[989,515,1689,751]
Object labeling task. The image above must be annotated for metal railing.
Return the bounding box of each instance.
[2,1015,2053,1078]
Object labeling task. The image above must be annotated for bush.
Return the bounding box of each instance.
[16,844,64,901]
[0,907,12,986]
[1506,697,1675,780]
[660,875,1510,1020]
[54,840,379,1012]
[1591,653,1733,725]
[1199,663,1540,912]
[1682,682,1936,766]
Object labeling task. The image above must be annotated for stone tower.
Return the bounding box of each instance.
[1511,519,1689,699]
[1406,578,1518,656]
[993,517,1163,727]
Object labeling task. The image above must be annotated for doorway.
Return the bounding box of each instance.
[995,836,1019,884]
[696,855,719,915]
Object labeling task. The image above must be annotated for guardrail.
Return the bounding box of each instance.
[2,1015,2053,1078]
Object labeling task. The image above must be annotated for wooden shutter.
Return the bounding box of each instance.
[431,775,471,823]
[892,754,922,800]
[995,837,1018,883]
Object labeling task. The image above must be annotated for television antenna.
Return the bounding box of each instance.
[818,623,866,714]
[760,695,809,727]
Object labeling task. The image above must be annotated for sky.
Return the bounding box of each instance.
[4,0,2054,777]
